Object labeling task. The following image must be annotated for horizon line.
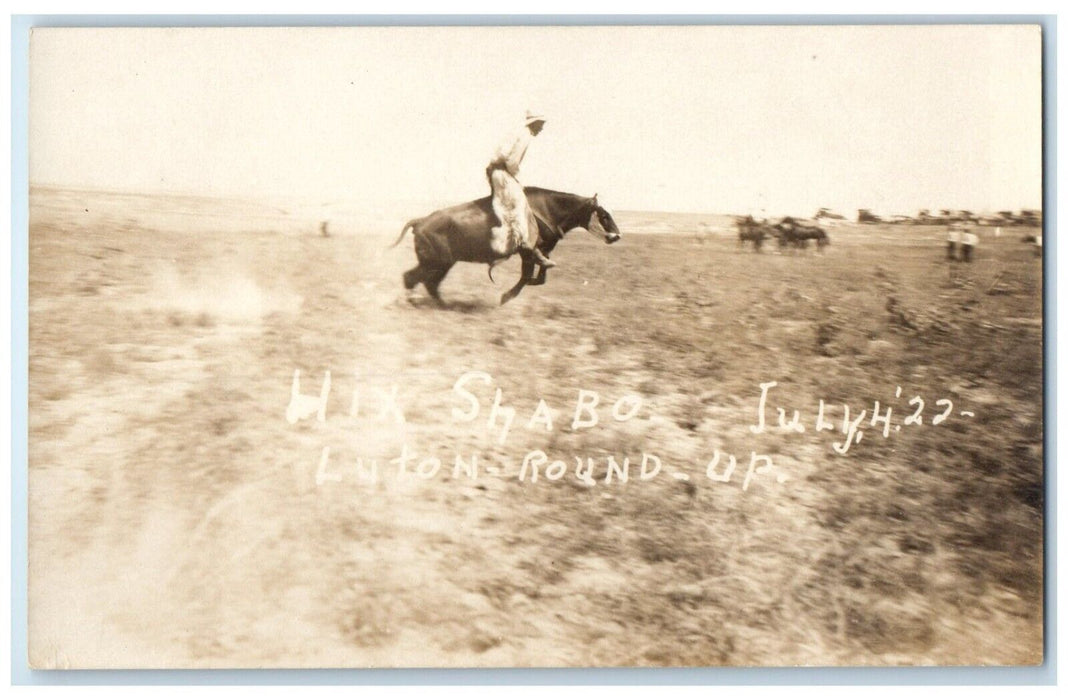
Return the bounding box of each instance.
[27,181,1044,219]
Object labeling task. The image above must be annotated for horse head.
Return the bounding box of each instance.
[525,188,622,245]
[583,194,621,244]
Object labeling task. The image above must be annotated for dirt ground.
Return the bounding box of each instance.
[27,186,1044,668]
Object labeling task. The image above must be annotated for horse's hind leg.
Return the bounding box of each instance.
[402,265,426,303]
[402,265,422,301]
[422,266,452,305]
[403,265,424,290]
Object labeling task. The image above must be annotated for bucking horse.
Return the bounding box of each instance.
[391,187,621,305]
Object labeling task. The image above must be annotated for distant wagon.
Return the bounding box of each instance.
[813,208,846,226]
[857,209,882,224]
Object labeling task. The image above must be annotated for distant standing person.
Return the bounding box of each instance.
[961,227,978,262]
[486,111,556,269]
[946,223,961,261]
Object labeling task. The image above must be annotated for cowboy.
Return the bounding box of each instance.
[960,226,978,263]
[486,111,556,269]
[946,222,961,261]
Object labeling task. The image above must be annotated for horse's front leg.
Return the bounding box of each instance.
[501,254,536,305]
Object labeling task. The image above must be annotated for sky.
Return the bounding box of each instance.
[29,25,1043,217]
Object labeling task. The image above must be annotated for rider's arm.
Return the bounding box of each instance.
[490,129,531,177]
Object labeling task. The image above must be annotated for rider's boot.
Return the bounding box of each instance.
[526,245,556,268]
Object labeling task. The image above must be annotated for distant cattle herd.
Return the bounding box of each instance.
[736,215,830,252]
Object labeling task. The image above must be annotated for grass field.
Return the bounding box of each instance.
[27,186,1043,668]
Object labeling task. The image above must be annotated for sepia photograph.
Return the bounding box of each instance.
[26,23,1044,669]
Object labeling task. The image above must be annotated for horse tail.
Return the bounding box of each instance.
[389,218,420,249]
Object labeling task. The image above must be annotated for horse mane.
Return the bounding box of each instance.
[523,185,575,197]
[523,186,591,203]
